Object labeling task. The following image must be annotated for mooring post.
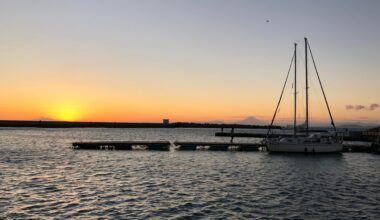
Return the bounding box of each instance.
[230,127,235,143]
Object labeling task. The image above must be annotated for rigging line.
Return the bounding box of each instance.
[310,72,327,123]
[307,41,337,132]
[266,52,295,138]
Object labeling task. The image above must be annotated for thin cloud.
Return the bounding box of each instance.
[355,105,366,110]
[369,103,380,111]
[346,103,379,111]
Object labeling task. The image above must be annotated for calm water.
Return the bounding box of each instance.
[0,128,379,219]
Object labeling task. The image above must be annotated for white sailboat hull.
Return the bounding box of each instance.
[267,143,343,153]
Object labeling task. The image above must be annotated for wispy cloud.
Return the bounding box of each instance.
[346,103,380,111]
[355,105,366,110]
[369,103,380,111]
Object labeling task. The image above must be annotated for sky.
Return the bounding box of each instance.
[0,0,379,124]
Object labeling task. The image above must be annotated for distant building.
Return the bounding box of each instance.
[163,119,170,125]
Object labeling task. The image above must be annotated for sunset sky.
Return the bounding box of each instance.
[1,0,379,124]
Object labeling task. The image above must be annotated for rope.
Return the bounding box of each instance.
[266,52,295,139]
[307,41,337,132]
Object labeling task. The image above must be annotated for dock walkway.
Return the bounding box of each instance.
[173,141,264,151]
[72,141,171,151]
[71,141,379,153]
[72,141,265,151]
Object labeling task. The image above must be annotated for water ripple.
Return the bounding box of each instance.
[0,128,379,219]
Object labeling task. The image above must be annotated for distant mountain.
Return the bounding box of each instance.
[236,116,265,125]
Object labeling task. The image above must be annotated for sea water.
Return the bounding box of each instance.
[0,128,379,219]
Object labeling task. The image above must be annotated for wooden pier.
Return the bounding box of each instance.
[72,141,265,151]
[173,141,265,151]
[71,140,379,153]
[72,141,171,151]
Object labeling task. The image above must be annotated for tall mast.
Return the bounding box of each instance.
[305,37,309,136]
[294,43,297,136]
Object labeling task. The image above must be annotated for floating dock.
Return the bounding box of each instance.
[173,141,265,151]
[71,141,379,153]
[72,141,171,151]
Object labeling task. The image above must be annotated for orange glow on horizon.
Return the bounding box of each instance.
[52,105,82,122]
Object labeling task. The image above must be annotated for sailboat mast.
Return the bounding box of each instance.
[305,37,309,136]
[294,43,297,136]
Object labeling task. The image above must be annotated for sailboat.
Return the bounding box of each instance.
[266,38,343,153]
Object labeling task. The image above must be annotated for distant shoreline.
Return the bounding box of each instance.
[0,120,280,129]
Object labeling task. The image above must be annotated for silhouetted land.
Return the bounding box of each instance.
[0,120,280,129]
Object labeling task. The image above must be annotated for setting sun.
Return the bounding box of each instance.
[49,103,83,121]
